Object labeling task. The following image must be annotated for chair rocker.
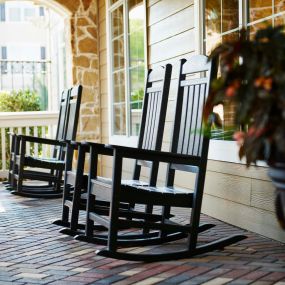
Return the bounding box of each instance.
[11,85,82,199]
[56,64,172,238]
[90,55,247,262]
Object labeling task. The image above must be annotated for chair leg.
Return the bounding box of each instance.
[59,145,86,236]
[16,139,26,194]
[160,205,171,238]
[53,185,71,227]
[107,151,123,252]
[7,157,13,186]
[143,204,153,234]
[5,156,14,190]
[61,189,71,223]
[6,134,16,186]
[16,165,24,193]
[11,137,20,189]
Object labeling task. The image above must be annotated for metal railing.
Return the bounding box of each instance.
[0,111,58,178]
[0,60,51,108]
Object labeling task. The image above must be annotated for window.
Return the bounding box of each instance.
[203,1,285,141]
[9,7,21,21]
[108,0,146,137]
[6,2,39,22]
[201,1,285,163]
[1,46,7,74]
[39,7,45,17]
[24,7,35,20]
[40,46,46,72]
[0,3,5,21]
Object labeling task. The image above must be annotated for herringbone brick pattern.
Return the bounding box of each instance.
[0,185,284,285]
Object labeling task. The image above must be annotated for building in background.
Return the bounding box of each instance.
[0,0,69,111]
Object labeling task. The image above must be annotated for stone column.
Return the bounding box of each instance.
[57,0,101,143]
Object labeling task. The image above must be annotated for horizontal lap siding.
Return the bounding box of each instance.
[98,0,284,242]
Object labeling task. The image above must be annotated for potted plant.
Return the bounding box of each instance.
[204,26,285,229]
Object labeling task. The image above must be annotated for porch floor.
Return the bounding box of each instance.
[0,185,285,285]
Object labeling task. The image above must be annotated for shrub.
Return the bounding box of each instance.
[0,89,42,172]
[0,89,41,112]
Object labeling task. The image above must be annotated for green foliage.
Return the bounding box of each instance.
[131,88,144,109]
[0,89,41,112]
[129,19,144,62]
[0,89,42,172]
[204,26,285,166]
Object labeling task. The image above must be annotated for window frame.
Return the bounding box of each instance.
[107,0,147,146]
[194,0,241,163]
[196,0,273,164]
[5,2,40,23]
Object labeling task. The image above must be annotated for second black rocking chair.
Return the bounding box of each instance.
[88,55,247,262]
[55,63,172,237]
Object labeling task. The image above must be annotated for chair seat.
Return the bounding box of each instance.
[92,177,149,187]
[121,185,194,208]
[91,177,150,199]
[22,155,65,170]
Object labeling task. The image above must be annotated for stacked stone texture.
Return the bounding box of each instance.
[57,0,100,142]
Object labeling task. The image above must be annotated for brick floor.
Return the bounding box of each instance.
[0,186,285,285]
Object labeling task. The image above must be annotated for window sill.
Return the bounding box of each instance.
[208,140,267,167]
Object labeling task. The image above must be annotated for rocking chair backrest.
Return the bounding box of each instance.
[133,64,172,181]
[55,89,69,141]
[64,85,83,141]
[167,55,217,182]
[53,85,82,161]
[52,89,69,159]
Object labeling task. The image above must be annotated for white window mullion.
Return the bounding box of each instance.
[124,0,131,137]
[241,0,248,28]
[108,6,114,136]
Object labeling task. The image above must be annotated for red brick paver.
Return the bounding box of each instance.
[0,185,284,284]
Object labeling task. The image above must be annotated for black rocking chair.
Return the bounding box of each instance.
[88,55,247,262]
[11,85,82,198]
[6,89,69,191]
[55,64,172,237]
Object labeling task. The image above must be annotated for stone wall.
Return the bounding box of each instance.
[56,0,101,142]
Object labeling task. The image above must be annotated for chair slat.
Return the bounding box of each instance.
[177,87,188,154]
[180,77,208,87]
[148,66,169,83]
[189,84,200,155]
[184,85,195,155]
[181,55,211,74]
[146,86,162,93]
[152,91,162,149]
[149,92,159,149]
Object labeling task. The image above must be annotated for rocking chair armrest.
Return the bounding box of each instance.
[82,141,113,156]
[57,139,79,150]
[105,144,201,166]
[18,135,65,146]
[65,140,91,151]
[70,140,80,146]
